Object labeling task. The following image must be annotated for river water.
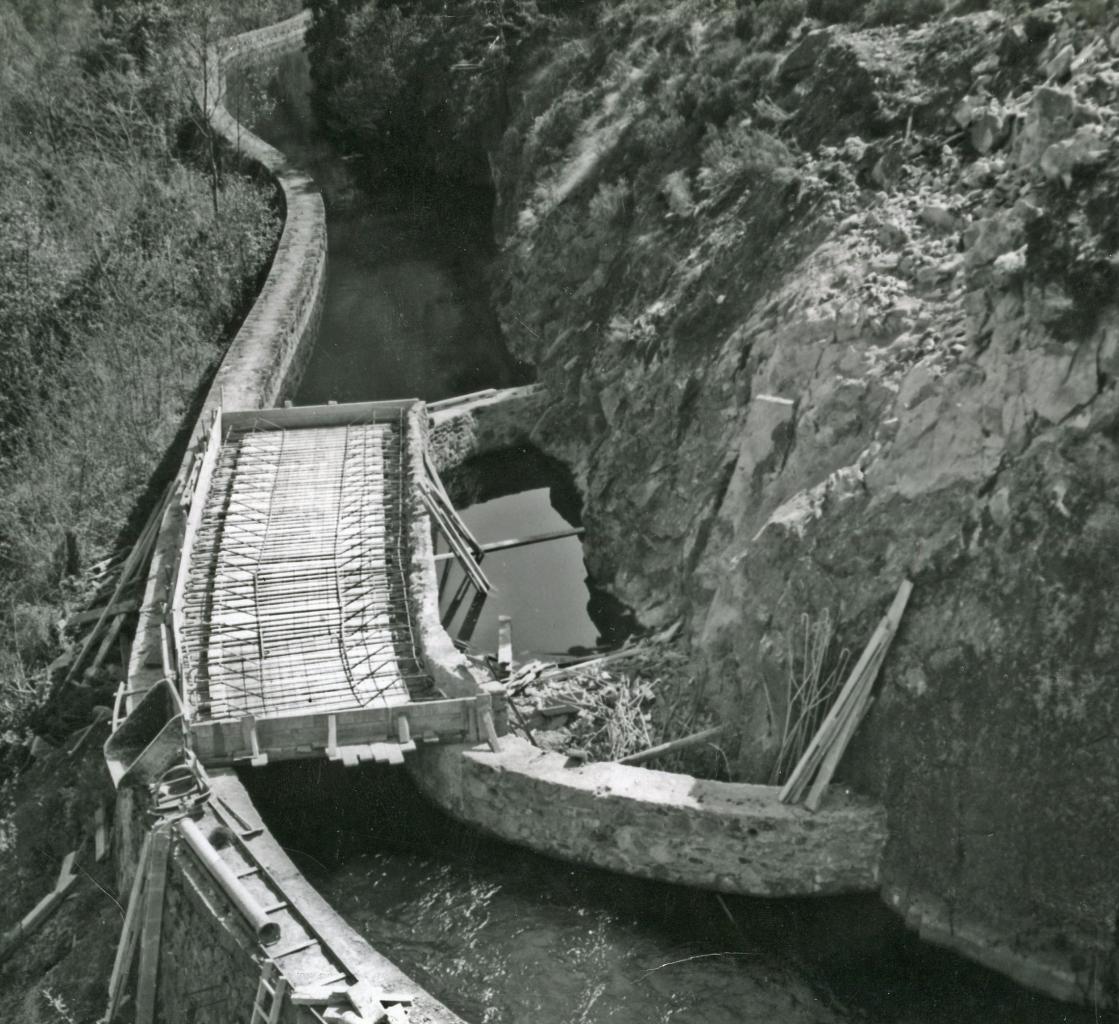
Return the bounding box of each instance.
[231,54,1089,1024]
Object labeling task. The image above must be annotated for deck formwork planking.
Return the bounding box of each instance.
[167,402,496,765]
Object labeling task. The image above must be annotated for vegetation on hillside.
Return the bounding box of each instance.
[305,0,589,182]
[0,0,295,745]
[0,2,299,1017]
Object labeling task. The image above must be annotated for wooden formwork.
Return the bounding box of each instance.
[162,399,501,768]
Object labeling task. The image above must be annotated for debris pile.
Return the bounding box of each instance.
[506,631,728,774]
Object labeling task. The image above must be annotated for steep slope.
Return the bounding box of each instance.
[310,0,1119,998]
[487,3,1119,993]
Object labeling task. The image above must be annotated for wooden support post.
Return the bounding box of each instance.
[441,574,475,631]
[134,827,172,1024]
[421,488,491,593]
[437,552,453,601]
[476,696,501,753]
[497,616,513,673]
[94,804,109,863]
[457,591,488,643]
[241,716,268,767]
[0,851,80,964]
[107,833,152,1021]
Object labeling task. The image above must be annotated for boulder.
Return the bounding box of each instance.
[1013,86,1076,170]
[1043,42,1074,81]
[970,103,1010,155]
[919,204,959,233]
[778,29,832,84]
[1039,124,1109,186]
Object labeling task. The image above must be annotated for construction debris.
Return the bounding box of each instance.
[506,635,714,768]
[62,482,175,687]
[0,850,81,964]
[780,580,913,811]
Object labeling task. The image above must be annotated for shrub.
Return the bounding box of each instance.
[698,121,797,198]
[736,0,807,46]
[528,88,586,162]
[806,0,867,23]
[864,0,946,26]
[0,0,282,731]
[588,178,630,223]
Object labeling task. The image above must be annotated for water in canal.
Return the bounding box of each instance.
[231,55,1090,1024]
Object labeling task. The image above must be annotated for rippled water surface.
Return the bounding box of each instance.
[320,852,827,1024]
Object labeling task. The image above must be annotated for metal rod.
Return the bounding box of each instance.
[432,527,586,561]
[176,817,280,945]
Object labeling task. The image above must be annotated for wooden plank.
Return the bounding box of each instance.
[615,725,726,766]
[290,986,350,1006]
[422,476,484,561]
[420,487,490,593]
[223,400,416,433]
[425,389,498,412]
[134,827,172,1024]
[107,833,152,1021]
[68,598,140,628]
[0,851,80,964]
[86,612,130,679]
[803,599,909,810]
[792,585,908,800]
[781,580,912,806]
[66,487,170,684]
[192,700,481,765]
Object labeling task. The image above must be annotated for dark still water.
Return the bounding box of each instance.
[232,54,1090,1024]
[232,51,525,405]
[249,762,1089,1024]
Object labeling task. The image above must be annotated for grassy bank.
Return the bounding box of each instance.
[0,1,304,1017]
[0,0,298,743]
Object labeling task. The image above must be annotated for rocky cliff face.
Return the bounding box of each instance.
[480,0,1119,997]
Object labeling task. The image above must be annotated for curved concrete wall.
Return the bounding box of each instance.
[207,11,327,414]
[411,735,887,896]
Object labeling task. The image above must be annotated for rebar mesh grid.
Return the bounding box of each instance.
[180,414,434,721]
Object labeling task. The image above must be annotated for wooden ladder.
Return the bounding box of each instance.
[250,961,288,1024]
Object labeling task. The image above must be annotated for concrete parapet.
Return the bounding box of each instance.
[410,735,888,897]
[427,385,548,473]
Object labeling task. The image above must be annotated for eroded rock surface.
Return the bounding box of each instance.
[477,0,1119,997]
